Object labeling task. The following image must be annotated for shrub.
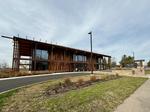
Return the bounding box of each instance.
[132,70,135,75]
[116,73,119,77]
[64,78,72,86]
[112,75,117,79]
[58,82,62,86]
[106,75,112,80]
[77,78,84,85]
[90,76,97,82]
[112,74,116,79]
[100,75,107,80]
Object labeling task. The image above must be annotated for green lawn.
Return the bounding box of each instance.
[1,76,147,112]
[0,89,18,111]
[145,70,150,75]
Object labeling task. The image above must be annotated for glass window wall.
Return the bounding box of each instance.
[73,54,87,62]
[35,49,48,60]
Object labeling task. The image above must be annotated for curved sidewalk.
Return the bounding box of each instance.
[115,79,150,112]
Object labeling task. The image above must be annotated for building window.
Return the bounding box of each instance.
[34,49,48,70]
[73,54,87,62]
[35,49,48,60]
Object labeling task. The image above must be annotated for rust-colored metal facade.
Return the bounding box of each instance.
[12,36,111,72]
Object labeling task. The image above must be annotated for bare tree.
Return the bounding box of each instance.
[0,62,9,69]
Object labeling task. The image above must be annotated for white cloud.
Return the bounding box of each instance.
[0,0,150,66]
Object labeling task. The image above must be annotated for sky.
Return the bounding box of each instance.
[0,0,150,66]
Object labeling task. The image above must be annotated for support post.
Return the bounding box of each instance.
[12,38,19,71]
[33,43,37,71]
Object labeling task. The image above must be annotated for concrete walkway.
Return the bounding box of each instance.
[115,79,150,112]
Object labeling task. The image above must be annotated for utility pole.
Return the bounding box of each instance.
[88,31,93,74]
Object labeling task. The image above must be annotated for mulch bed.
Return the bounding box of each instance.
[45,76,120,96]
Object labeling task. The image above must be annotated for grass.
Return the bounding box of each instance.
[45,77,147,112]
[0,70,53,78]
[145,70,150,75]
[0,70,31,78]
[0,76,147,112]
[0,89,18,111]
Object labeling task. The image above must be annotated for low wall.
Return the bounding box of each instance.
[112,67,145,76]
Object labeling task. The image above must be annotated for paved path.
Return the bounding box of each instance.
[0,72,90,93]
[115,79,150,112]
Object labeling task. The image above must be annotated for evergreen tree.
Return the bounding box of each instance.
[147,60,150,67]
[120,55,134,67]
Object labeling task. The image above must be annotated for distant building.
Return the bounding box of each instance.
[134,59,145,68]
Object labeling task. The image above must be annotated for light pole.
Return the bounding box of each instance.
[133,52,135,59]
[88,31,93,74]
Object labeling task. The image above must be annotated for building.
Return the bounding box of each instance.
[134,59,145,68]
[3,36,111,72]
